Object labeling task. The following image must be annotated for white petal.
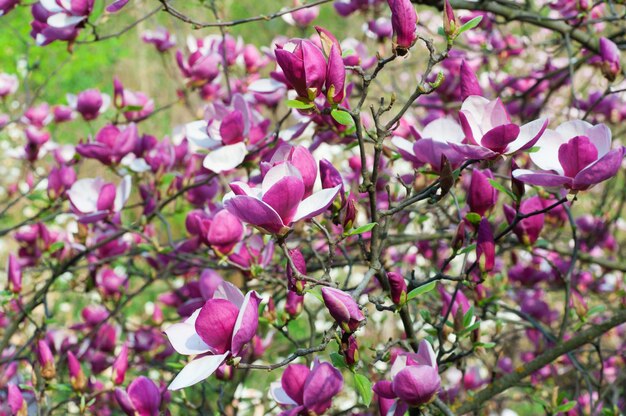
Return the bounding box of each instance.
[506,118,547,153]
[113,175,132,212]
[185,120,219,149]
[163,322,211,356]
[40,0,64,13]
[293,185,341,222]
[100,94,111,114]
[555,119,593,139]
[67,178,104,213]
[422,116,464,144]
[587,123,612,158]
[168,353,228,390]
[47,13,85,28]
[214,281,245,308]
[529,129,567,174]
[270,382,298,405]
[66,93,77,109]
[248,78,285,93]
[202,142,247,173]
[390,355,407,378]
[391,136,415,156]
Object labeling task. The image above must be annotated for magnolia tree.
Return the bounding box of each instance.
[1,0,626,415]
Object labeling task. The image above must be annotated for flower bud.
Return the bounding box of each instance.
[340,334,359,367]
[285,290,304,318]
[342,196,357,231]
[286,248,307,294]
[476,218,495,273]
[37,339,56,380]
[207,210,244,255]
[7,253,22,294]
[387,271,407,305]
[467,169,497,217]
[599,37,621,82]
[387,0,418,56]
[67,351,86,392]
[7,384,27,416]
[325,44,346,104]
[443,0,459,38]
[112,342,129,385]
[321,287,365,333]
[315,25,341,57]
[451,221,466,252]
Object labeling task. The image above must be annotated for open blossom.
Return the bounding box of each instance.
[38,0,94,30]
[114,376,162,416]
[31,2,79,46]
[224,163,341,235]
[374,340,441,410]
[176,37,221,86]
[513,120,625,191]
[164,281,261,390]
[67,89,110,121]
[67,175,132,223]
[0,0,20,16]
[387,0,418,55]
[113,78,155,122]
[185,94,265,173]
[452,95,548,159]
[270,360,344,415]
[142,27,177,52]
[392,116,465,172]
[76,123,138,165]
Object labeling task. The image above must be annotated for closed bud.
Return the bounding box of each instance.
[599,37,621,82]
[467,169,497,217]
[342,196,357,231]
[7,253,22,294]
[286,248,307,294]
[112,343,129,385]
[285,290,304,318]
[387,272,407,305]
[387,0,418,56]
[68,351,86,392]
[7,384,27,416]
[341,334,359,367]
[451,221,466,252]
[443,0,458,38]
[476,218,495,273]
[321,287,365,333]
[37,340,56,380]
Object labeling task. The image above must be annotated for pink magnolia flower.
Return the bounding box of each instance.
[0,0,20,16]
[224,163,341,235]
[185,94,265,173]
[163,282,261,390]
[503,196,546,245]
[261,143,318,198]
[270,360,344,415]
[391,116,465,172]
[38,0,94,30]
[476,218,495,272]
[321,286,364,332]
[0,73,18,97]
[76,123,138,165]
[176,37,221,86]
[7,384,26,415]
[113,78,155,122]
[513,120,625,191]
[387,0,417,55]
[114,376,162,416]
[67,175,131,223]
[275,38,327,101]
[142,27,177,52]
[374,340,441,410]
[282,1,319,27]
[459,60,482,100]
[67,89,110,121]
[31,2,79,46]
[452,95,548,159]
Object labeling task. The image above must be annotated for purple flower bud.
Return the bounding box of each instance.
[7,383,25,415]
[286,248,307,293]
[207,210,244,255]
[315,25,341,58]
[285,290,304,317]
[141,27,177,53]
[460,60,482,100]
[387,271,407,305]
[341,334,359,366]
[443,0,458,37]
[503,196,545,245]
[275,39,327,101]
[319,158,344,192]
[37,339,56,379]
[112,343,129,385]
[342,195,357,230]
[392,365,441,406]
[467,169,497,216]
[326,44,346,104]
[7,253,22,294]
[476,218,495,272]
[72,89,109,121]
[599,37,621,82]
[321,287,364,332]
[52,105,74,122]
[47,165,76,200]
[283,2,319,27]
[387,0,418,55]
[68,351,86,391]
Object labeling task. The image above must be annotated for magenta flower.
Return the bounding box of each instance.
[387,271,407,305]
[321,286,364,332]
[112,342,129,385]
[282,1,319,27]
[39,0,94,29]
[7,384,26,415]
[76,123,138,165]
[142,27,177,52]
[513,120,624,191]
[275,38,327,101]
[224,163,341,236]
[391,116,465,172]
[185,94,257,173]
[598,37,621,82]
[164,281,261,390]
[0,0,20,17]
[30,2,79,46]
[0,73,18,97]
[374,340,441,409]
[7,253,22,294]
[114,376,162,416]
[503,196,546,245]
[37,339,56,379]
[467,169,497,216]
[67,89,110,121]
[67,351,86,391]
[66,175,131,223]
[262,143,318,197]
[207,210,244,255]
[387,0,418,55]
[325,43,346,104]
[176,40,221,86]
[270,360,344,415]
[113,78,155,122]
[452,96,548,159]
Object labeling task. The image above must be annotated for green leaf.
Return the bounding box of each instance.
[554,401,577,413]
[161,172,177,187]
[465,212,481,225]
[459,320,481,336]
[457,243,476,255]
[474,341,496,349]
[330,352,347,369]
[586,304,606,317]
[306,287,323,303]
[457,16,483,36]
[407,280,437,302]
[344,222,377,236]
[286,99,314,110]
[462,305,475,328]
[331,109,355,127]
[526,146,540,153]
[354,373,373,407]
[48,241,65,253]
[123,105,145,111]
[488,179,517,201]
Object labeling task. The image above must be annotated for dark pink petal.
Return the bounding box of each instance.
[373,380,397,399]
[480,124,520,153]
[195,299,239,354]
[224,195,286,234]
[448,143,498,160]
[262,176,305,225]
[290,146,318,197]
[303,361,344,413]
[106,0,130,13]
[281,364,310,404]
[127,376,161,416]
[391,365,441,406]
[219,111,245,145]
[573,147,624,190]
[460,60,482,100]
[301,40,327,97]
[96,183,117,211]
[476,218,495,272]
[230,291,262,356]
[512,169,573,187]
[558,136,598,178]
